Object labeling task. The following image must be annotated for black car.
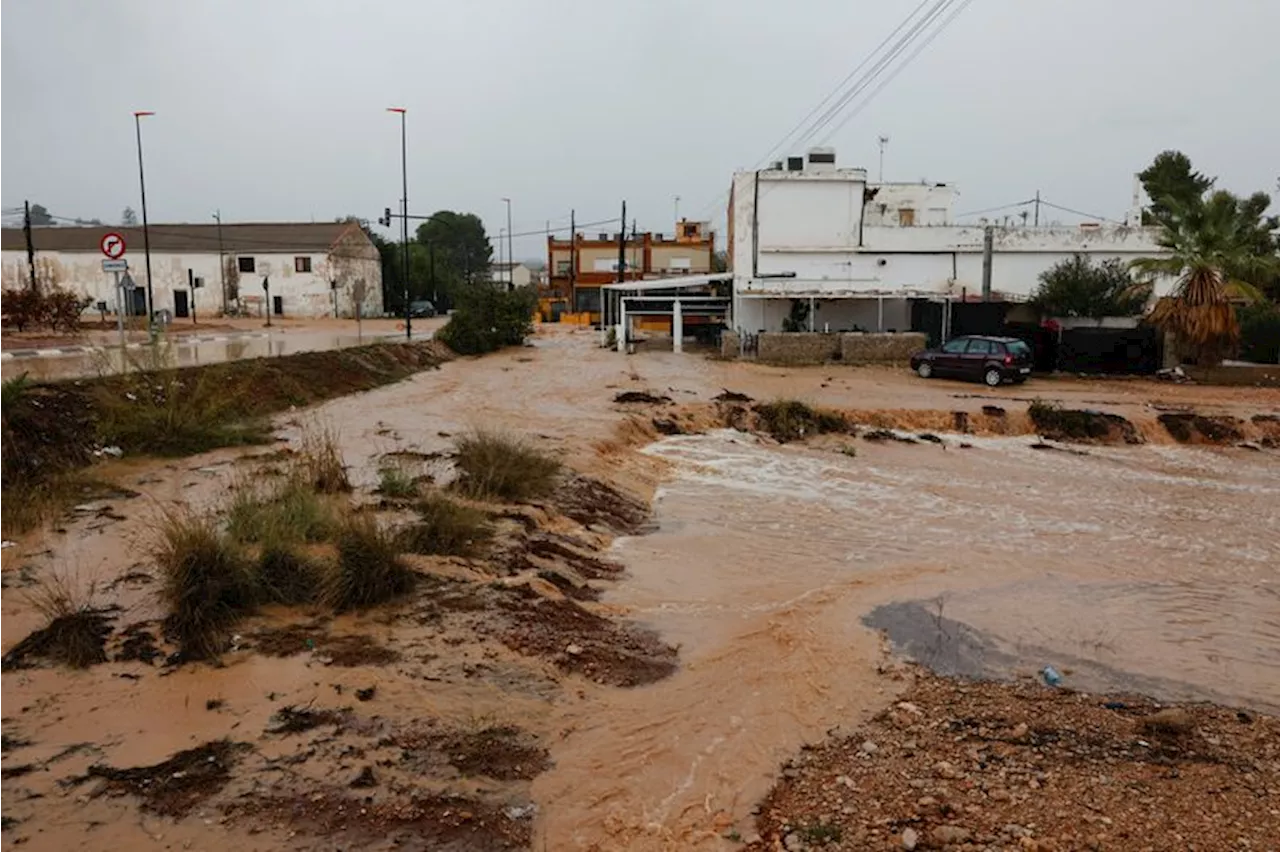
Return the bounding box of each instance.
[909,335,1033,387]
[408,300,436,318]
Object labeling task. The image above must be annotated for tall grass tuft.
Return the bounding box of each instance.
[226,476,335,544]
[322,513,415,611]
[396,491,494,557]
[376,463,419,500]
[452,430,561,502]
[2,573,112,669]
[297,426,351,494]
[155,512,257,660]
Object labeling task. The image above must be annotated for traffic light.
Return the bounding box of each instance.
[379,207,392,226]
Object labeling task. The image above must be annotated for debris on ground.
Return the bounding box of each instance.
[1158,412,1245,444]
[749,671,1278,851]
[1028,400,1143,444]
[2,609,116,669]
[714,389,754,403]
[79,740,251,817]
[613,390,672,404]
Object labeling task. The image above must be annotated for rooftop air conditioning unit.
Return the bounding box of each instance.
[786,156,804,172]
[807,146,836,173]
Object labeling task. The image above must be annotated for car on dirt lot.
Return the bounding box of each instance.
[909,335,1034,387]
[408,300,437,318]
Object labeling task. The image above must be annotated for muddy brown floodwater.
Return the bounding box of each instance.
[3,326,1279,851]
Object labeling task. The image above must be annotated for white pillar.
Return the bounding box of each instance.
[617,298,627,353]
[877,294,884,332]
[808,297,815,332]
[672,299,684,354]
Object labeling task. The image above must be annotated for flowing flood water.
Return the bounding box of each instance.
[535,429,1280,848]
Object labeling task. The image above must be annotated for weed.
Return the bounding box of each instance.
[2,373,32,409]
[797,822,843,843]
[754,400,849,443]
[452,430,561,502]
[2,573,113,669]
[396,491,494,557]
[256,545,320,605]
[226,476,335,545]
[296,426,350,494]
[838,444,858,457]
[154,511,257,660]
[376,463,419,499]
[323,513,415,611]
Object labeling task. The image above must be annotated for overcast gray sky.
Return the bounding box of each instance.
[3,0,1277,259]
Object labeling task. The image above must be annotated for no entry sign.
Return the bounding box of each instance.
[100,232,126,259]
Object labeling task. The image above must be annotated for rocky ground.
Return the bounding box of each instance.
[748,671,1279,852]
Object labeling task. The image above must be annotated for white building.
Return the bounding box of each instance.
[1,221,384,319]
[727,148,1170,333]
[488,261,535,289]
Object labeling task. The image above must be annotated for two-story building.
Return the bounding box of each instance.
[1,221,384,319]
[726,148,1169,334]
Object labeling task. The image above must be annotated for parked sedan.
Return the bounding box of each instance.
[909,335,1034,387]
[408,300,437,318]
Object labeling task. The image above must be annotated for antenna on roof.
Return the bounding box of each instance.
[877,135,889,182]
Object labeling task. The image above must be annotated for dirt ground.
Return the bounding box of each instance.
[2,316,441,350]
[2,326,1278,851]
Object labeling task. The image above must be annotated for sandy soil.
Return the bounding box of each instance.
[2,326,1278,851]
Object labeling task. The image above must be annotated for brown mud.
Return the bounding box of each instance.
[4,327,1279,851]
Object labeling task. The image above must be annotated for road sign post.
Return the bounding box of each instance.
[114,271,125,348]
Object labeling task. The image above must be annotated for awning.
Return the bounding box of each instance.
[601,273,732,292]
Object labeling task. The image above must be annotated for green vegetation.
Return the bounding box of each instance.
[1030,255,1149,318]
[754,400,849,443]
[1237,302,1280,364]
[1133,150,1280,365]
[376,463,419,499]
[295,426,351,493]
[452,430,562,502]
[324,514,416,611]
[256,545,320,606]
[0,287,92,333]
[435,285,538,355]
[155,512,257,660]
[226,476,336,544]
[396,491,494,557]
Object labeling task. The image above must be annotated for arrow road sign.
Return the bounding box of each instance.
[100,232,127,259]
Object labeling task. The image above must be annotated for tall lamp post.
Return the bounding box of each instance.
[501,197,513,291]
[387,107,410,339]
[133,111,155,330]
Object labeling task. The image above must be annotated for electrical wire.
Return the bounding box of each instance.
[1038,199,1121,224]
[954,199,1036,219]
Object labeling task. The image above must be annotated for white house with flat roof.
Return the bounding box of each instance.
[726,149,1170,334]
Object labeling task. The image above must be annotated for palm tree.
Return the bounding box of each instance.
[1132,191,1275,365]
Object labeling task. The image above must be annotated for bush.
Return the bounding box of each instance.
[396,492,493,556]
[256,545,320,605]
[376,464,419,499]
[1237,302,1280,364]
[323,514,415,611]
[1,287,90,333]
[754,400,849,443]
[155,512,257,660]
[452,430,561,502]
[226,476,335,544]
[435,285,537,355]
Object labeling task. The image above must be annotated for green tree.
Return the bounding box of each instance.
[1139,150,1213,226]
[121,207,138,226]
[1133,191,1276,365]
[28,204,53,226]
[435,283,536,355]
[415,211,492,302]
[1030,255,1149,318]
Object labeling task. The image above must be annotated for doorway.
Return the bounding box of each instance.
[130,288,147,317]
[272,295,284,316]
[173,290,190,318]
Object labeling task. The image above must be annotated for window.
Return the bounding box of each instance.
[1006,340,1032,356]
[294,256,312,273]
[942,339,968,354]
[898,208,916,227]
[555,260,571,274]
[965,339,993,355]
[575,288,601,313]
[669,257,692,271]
[237,256,256,273]
[681,223,698,238]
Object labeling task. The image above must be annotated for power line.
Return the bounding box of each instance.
[954,199,1036,219]
[1038,199,1122,224]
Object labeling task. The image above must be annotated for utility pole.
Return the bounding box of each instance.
[502,197,514,291]
[569,209,576,311]
[23,200,37,293]
[213,210,226,314]
[1034,190,1041,228]
[429,242,436,305]
[133,111,156,330]
[674,195,680,225]
[387,107,410,339]
[617,202,627,285]
[981,224,994,302]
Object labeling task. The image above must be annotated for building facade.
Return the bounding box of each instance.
[727,149,1170,333]
[488,261,535,290]
[545,220,714,315]
[1,221,384,319]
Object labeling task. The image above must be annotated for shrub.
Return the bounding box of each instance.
[396,492,494,556]
[256,545,320,605]
[226,477,335,544]
[297,426,350,493]
[452,430,561,502]
[323,514,415,611]
[754,400,849,443]
[376,464,419,499]
[155,512,257,660]
[1237,302,1280,364]
[435,285,537,355]
[2,574,112,669]
[0,287,90,333]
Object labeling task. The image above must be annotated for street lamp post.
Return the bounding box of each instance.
[133,111,155,331]
[213,210,226,314]
[501,197,513,291]
[387,107,410,339]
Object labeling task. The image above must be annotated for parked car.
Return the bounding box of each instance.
[408,299,436,318]
[909,335,1034,386]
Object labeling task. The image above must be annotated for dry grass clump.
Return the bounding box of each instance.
[452,430,561,502]
[226,476,336,544]
[2,573,113,669]
[155,512,257,659]
[395,491,494,557]
[296,426,351,494]
[323,513,416,611]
